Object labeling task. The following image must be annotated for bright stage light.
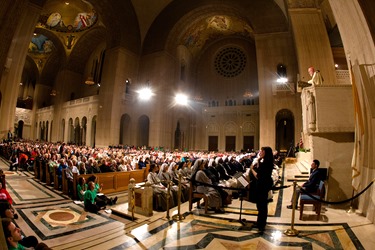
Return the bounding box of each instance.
[276,77,288,83]
[175,93,188,106]
[137,87,154,101]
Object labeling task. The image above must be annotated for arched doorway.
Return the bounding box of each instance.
[46,121,49,142]
[61,119,65,142]
[68,118,73,143]
[275,109,295,157]
[119,114,131,145]
[50,120,53,142]
[91,116,97,147]
[74,117,80,145]
[82,117,87,146]
[138,115,149,147]
[41,121,45,141]
[17,120,24,139]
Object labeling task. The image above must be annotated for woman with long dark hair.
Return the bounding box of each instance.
[250,146,274,232]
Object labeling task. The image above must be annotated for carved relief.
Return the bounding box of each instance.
[207,123,219,133]
[224,121,237,134]
[15,108,32,125]
[288,0,316,8]
[242,121,255,133]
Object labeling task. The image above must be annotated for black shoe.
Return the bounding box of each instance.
[13,214,19,219]
[287,205,298,209]
[253,223,265,231]
[113,196,118,205]
[215,208,225,214]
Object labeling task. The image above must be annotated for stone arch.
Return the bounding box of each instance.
[82,117,87,145]
[275,109,295,155]
[41,121,46,141]
[68,118,74,143]
[46,121,49,142]
[138,115,150,147]
[174,117,189,150]
[120,114,131,145]
[17,120,24,139]
[206,122,219,134]
[224,121,238,135]
[91,116,97,147]
[61,119,65,142]
[242,121,255,133]
[74,117,81,145]
[49,120,53,142]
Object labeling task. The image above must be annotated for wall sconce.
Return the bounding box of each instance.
[125,79,131,94]
[85,76,95,85]
[276,63,287,83]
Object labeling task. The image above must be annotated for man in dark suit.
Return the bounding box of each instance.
[287,159,322,209]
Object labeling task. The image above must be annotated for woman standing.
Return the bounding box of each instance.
[250,146,274,232]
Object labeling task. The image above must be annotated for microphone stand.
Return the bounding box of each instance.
[229,188,252,229]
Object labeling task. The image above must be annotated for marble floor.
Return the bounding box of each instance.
[2,158,375,250]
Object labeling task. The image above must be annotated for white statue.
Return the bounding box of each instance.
[306,90,316,131]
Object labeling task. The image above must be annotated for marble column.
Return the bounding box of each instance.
[288,5,336,85]
[0,2,42,139]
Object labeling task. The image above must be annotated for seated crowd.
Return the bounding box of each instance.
[1,140,282,214]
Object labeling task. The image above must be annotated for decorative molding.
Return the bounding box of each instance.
[15,108,33,125]
[242,121,255,133]
[287,0,317,8]
[207,123,219,133]
[224,121,237,134]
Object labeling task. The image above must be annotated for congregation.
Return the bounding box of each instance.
[1,139,284,248]
[1,140,281,212]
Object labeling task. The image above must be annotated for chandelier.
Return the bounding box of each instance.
[85,76,95,85]
[243,90,253,98]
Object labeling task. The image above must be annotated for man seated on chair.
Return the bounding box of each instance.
[287,159,323,209]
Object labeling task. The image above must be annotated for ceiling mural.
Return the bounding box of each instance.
[36,1,98,33]
[28,33,55,71]
[181,15,253,55]
[29,34,54,54]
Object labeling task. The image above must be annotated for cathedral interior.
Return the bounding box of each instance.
[1,0,375,249]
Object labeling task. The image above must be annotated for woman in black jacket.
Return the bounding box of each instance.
[250,146,274,232]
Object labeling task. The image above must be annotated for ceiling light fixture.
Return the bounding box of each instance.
[85,76,95,85]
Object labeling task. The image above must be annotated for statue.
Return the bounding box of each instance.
[306,90,316,131]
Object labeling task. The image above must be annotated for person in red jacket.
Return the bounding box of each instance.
[0,181,18,219]
[0,181,13,205]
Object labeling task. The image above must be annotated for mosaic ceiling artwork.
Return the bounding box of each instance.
[181,15,253,55]
[36,0,98,33]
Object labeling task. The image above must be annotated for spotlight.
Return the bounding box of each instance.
[175,93,188,106]
[277,77,288,83]
[137,87,154,101]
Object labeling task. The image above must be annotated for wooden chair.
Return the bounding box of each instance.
[299,180,325,220]
[188,180,208,214]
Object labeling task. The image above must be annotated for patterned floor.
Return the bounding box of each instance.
[2,158,374,249]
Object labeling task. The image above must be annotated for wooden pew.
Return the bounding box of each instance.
[72,167,149,200]
[188,179,208,213]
